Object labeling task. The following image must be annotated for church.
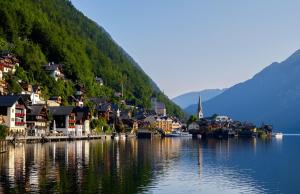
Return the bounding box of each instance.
[197,96,204,119]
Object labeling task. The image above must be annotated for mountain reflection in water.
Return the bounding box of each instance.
[0,136,299,194]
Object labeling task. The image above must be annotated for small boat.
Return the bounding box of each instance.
[273,132,283,139]
[165,131,192,138]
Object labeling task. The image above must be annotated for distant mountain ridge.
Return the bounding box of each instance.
[202,50,300,133]
[173,89,226,109]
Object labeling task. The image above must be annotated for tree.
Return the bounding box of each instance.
[187,115,197,126]
[0,125,9,140]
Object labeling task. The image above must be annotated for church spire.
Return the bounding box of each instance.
[197,95,204,119]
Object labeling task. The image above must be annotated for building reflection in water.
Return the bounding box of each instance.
[0,137,273,194]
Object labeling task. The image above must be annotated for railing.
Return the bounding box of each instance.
[68,125,75,129]
[69,119,76,123]
[15,104,25,109]
[15,113,25,117]
[15,121,25,126]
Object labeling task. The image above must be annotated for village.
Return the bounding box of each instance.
[0,51,276,147]
[0,52,183,143]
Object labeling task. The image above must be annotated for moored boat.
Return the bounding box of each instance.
[273,132,283,139]
[165,130,192,138]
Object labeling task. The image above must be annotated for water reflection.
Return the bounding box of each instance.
[0,137,299,193]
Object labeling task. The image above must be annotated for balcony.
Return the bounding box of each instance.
[15,104,25,109]
[69,119,76,123]
[15,113,25,117]
[68,125,75,129]
[15,121,25,126]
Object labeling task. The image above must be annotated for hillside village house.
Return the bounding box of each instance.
[151,97,166,116]
[44,62,64,81]
[0,53,19,74]
[0,96,27,134]
[95,76,104,86]
[0,66,7,95]
[26,105,48,136]
[49,106,76,136]
[21,83,45,105]
[47,96,62,107]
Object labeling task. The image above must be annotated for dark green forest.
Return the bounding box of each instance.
[0,0,184,118]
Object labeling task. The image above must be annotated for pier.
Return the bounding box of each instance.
[5,134,114,144]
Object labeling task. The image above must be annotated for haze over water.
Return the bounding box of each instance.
[0,137,299,194]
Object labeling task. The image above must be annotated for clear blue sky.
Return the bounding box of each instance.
[71,0,300,98]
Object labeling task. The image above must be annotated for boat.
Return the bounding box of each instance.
[165,130,192,138]
[273,132,283,139]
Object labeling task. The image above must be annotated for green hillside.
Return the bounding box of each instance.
[0,0,183,118]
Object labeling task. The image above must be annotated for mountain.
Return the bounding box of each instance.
[173,89,226,109]
[202,50,300,133]
[0,0,183,117]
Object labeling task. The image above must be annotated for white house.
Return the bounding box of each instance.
[215,116,233,123]
[188,122,200,131]
[0,96,27,133]
[49,106,76,136]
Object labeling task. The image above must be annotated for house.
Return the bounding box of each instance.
[0,65,7,95]
[96,103,112,121]
[48,106,76,136]
[74,106,90,136]
[0,53,19,74]
[156,116,173,133]
[44,62,64,81]
[214,115,233,123]
[0,96,27,134]
[172,120,182,130]
[95,76,104,86]
[47,96,62,107]
[69,95,84,107]
[188,122,200,131]
[21,83,45,105]
[151,97,166,116]
[121,118,138,133]
[26,105,48,136]
[88,97,106,106]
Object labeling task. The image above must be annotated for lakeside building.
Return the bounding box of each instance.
[156,116,173,133]
[26,105,48,136]
[74,106,90,136]
[48,106,76,136]
[0,96,27,134]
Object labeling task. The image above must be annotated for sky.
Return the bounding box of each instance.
[71,0,300,98]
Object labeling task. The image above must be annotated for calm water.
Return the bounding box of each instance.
[0,136,299,194]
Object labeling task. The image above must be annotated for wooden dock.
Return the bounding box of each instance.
[5,134,113,144]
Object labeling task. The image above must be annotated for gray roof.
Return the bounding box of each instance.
[48,106,74,116]
[0,95,22,107]
[27,105,45,116]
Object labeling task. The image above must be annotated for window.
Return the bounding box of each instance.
[12,109,14,113]
[11,118,14,122]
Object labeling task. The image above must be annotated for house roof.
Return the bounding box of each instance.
[27,105,45,116]
[20,94,32,105]
[0,95,22,107]
[48,106,74,116]
[97,103,111,112]
[89,97,106,105]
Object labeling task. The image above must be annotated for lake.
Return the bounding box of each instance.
[0,136,299,194]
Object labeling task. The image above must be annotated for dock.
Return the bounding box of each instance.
[5,134,113,144]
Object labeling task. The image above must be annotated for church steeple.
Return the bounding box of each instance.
[197,95,204,119]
